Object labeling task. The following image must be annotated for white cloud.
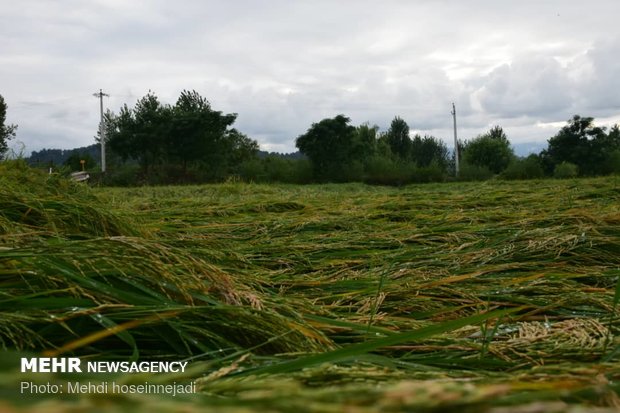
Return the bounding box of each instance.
[1,0,620,155]
[473,54,573,118]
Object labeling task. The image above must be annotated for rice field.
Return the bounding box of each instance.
[1,161,619,412]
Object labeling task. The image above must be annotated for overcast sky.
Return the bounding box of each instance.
[2,0,620,156]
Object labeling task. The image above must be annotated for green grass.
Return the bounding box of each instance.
[1,161,619,411]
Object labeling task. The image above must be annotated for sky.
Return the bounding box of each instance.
[2,0,620,156]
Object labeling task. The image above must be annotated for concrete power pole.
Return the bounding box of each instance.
[451,102,459,177]
[93,89,109,173]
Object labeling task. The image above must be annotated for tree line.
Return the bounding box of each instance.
[102,90,259,183]
[2,91,620,184]
[295,113,620,184]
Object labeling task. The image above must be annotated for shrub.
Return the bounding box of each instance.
[239,158,265,182]
[287,159,313,184]
[458,162,493,181]
[554,161,579,179]
[460,127,515,174]
[502,155,544,180]
[239,157,313,184]
[364,156,412,186]
[101,164,142,186]
[603,149,620,175]
[411,161,445,183]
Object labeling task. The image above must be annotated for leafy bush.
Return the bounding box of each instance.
[461,127,515,174]
[339,160,365,182]
[101,164,142,186]
[411,161,445,183]
[502,155,544,180]
[239,158,265,182]
[363,156,412,186]
[458,162,493,181]
[603,149,620,175]
[554,161,579,179]
[239,157,313,184]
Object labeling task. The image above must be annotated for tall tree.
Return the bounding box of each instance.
[106,92,172,173]
[385,116,411,159]
[462,126,514,174]
[540,115,608,176]
[410,135,449,169]
[355,123,379,157]
[225,128,259,167]
[106,90,259,182]
[0,94,18,160]
[169,90,237,174]
[295,114,360,181]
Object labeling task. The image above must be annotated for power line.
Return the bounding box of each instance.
[93,89,109,173]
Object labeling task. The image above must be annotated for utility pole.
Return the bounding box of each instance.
[451,102,459,177]
[93,89,109,173]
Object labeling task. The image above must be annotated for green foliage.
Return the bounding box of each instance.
[541,115,618,176]
[411,134,450,170]
[295,116,450,184]
[458,162,494,181]
[168,90,240,172]
[100,164,142,186]
[295,114,363,182]
[501,154,544,180]
[227,128,260,165]
[600,126,620,175]
[105,90,259,183]
[554,161,579,179]
[603,149,620,175]
[363,155,412,186]
[385,116,411,159]
[355,123,379,157]
[362,156,446,185]
[461,126,514,174]
[411,160,446,183]
[106,92,171,173]
[239,156,313,184]
[0,94,18,160]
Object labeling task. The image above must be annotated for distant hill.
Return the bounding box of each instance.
[27,144,101,167]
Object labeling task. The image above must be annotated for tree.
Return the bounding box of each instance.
[502,154,544,180]
[595,124,620,175]
[410,135,449,170]
[0,94,18,160]
[168,90,237,174]
[295,115,361,181]
[385,116,411,159]
[224,128,260,175]
[603,125,620,174]
[461,126,514,174]
[106,90,259,182]
[106,92,172,174]
[355,123,379,157]
[540,115,609,176]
